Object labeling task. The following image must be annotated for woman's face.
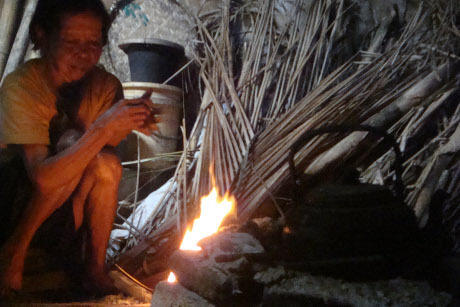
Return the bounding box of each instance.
[47,12,103,86]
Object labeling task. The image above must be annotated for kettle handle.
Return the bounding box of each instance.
[288,125,405,201]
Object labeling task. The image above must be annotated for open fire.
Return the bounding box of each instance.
[167,185,236,283]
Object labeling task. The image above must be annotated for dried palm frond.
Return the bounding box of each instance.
[110,0,346,263]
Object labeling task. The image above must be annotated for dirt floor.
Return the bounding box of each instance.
[1,248,149,306]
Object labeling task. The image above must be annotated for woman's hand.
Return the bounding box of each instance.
[94,90,157,140]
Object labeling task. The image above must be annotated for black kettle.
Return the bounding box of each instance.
[283,125,421,280]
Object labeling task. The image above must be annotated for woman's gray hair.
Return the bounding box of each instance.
[29,0,111,51]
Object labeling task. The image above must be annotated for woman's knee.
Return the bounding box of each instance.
[87,150,122,184]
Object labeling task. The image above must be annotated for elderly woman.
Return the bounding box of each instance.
[0,0,155,295]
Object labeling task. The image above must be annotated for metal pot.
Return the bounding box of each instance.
[283,125,420,280]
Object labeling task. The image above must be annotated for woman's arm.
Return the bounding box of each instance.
[22,97,153,192]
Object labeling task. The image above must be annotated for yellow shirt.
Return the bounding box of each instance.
[0,58,121,145]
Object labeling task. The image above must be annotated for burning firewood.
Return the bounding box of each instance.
[168,230,265,304]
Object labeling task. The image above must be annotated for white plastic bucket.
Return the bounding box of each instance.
[121,82,182,170]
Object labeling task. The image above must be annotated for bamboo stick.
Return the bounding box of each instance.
[413,122,460,226]
[304,61,460,177]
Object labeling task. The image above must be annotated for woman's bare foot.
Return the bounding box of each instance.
[0,244,25,297]
[84,269,118,296]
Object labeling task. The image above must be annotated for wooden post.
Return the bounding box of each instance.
[0,0,23,79]
[1,0,38,84]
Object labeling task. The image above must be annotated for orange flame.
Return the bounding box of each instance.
[167,185,235,283]
[179,187,235,251]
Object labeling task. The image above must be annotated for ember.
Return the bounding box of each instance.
[167,272,176,283]
[168,186,236,283]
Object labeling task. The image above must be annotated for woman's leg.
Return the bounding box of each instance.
[0,174,82,292]
[84,150,121,289]
[1,147,121,294]
[72,149,121,290]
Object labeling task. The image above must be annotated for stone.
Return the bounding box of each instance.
[168,235,264,304]
[253,266,287,285]
[198,231,265,259]
[151,281,215,307]
[168,250,235,302]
